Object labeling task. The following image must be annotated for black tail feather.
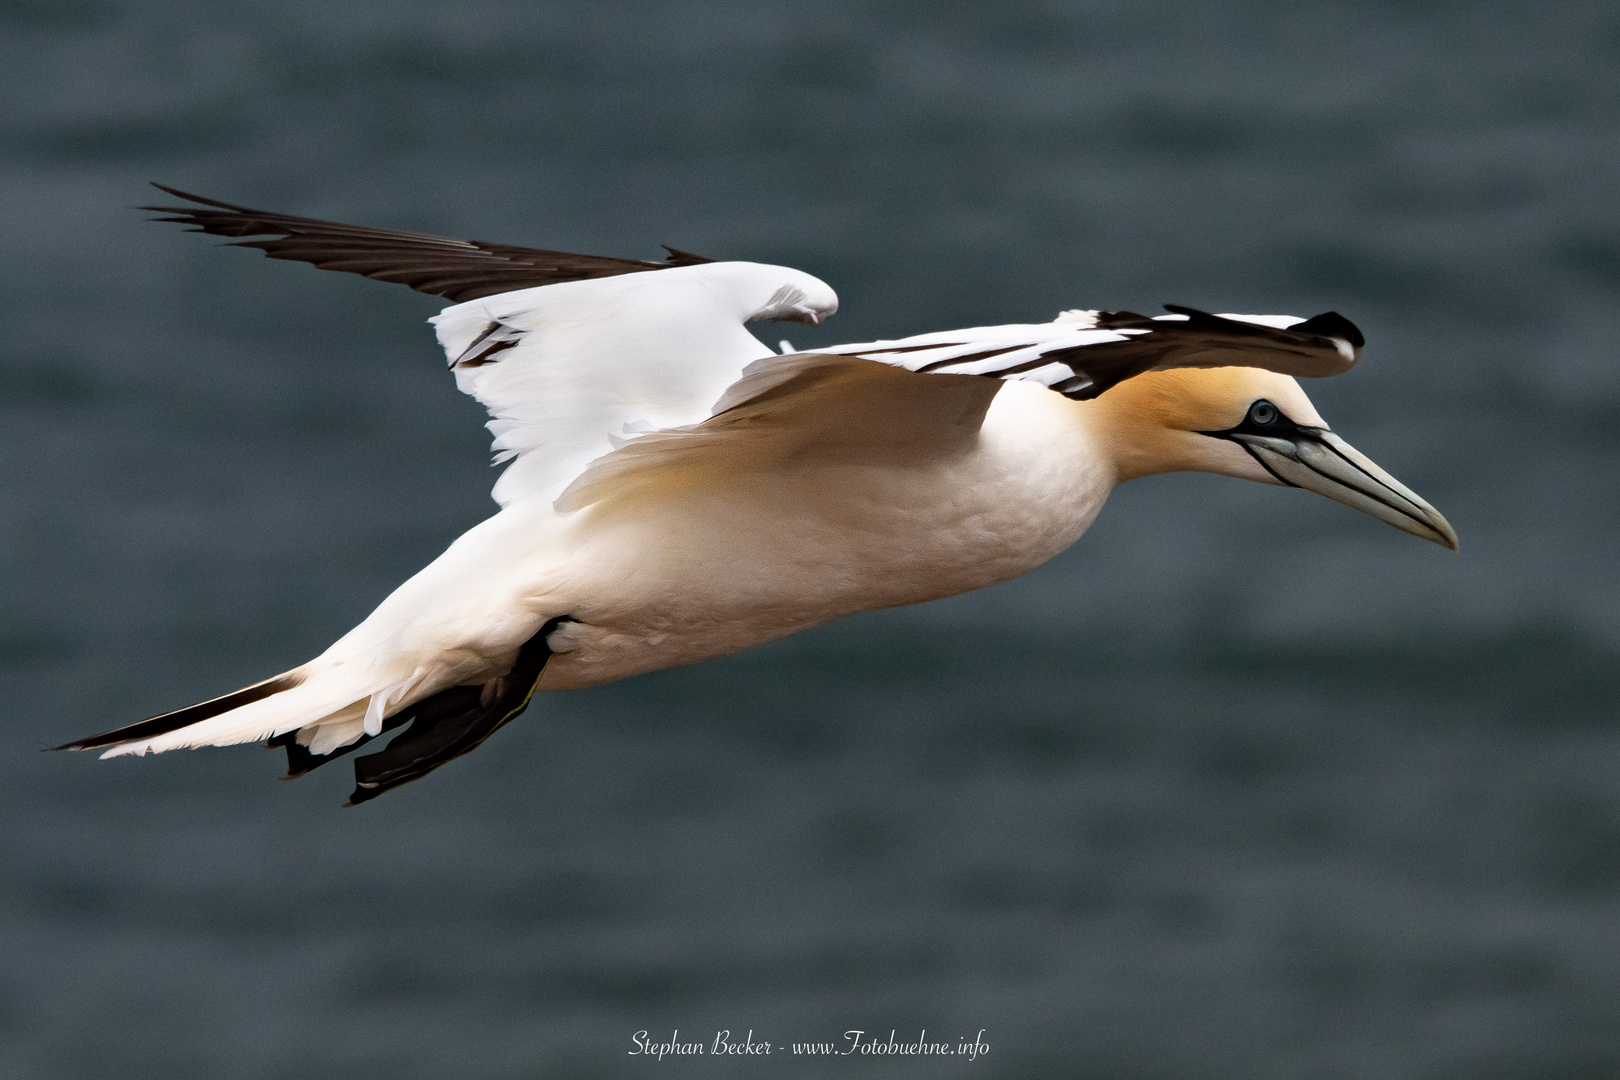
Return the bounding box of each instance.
[52,673,305,752]
[344,618,568,805]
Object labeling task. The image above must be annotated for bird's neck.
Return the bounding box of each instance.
[1073,373,1206,483]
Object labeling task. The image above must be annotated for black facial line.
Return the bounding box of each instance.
[1196,402,1315,441]
[1235,441,1300,487]
[1195,399,1316,492]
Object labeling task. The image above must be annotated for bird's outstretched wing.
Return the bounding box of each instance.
[142,184,714,303]
[813,306,1363,401]
[145,187,840,507]
[554,306,1364,513]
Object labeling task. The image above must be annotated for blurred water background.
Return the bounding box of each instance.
[2,1,1619,1076]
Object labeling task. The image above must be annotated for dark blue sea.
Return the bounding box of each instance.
[3,1,1619,1076]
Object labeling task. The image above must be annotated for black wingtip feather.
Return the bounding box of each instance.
[660,245,714,267]
[1160,304,1364,351]
[1161,303,1222,322]
[137,184,720,303]
[1292,311,1365,349]
[147,182,253,212]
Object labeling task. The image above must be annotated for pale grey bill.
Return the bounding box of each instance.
[1231,430,1460,550]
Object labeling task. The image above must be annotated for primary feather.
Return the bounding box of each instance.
[141,184,714,301]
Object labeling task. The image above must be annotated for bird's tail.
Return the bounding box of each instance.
[52,616,569,804]
[51,667,370,759]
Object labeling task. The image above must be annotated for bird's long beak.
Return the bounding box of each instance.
[1229,428,1460,550]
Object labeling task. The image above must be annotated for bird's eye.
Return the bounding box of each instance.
[1248,401,1279,427]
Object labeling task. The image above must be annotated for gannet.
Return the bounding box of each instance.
[56,187,1459,804]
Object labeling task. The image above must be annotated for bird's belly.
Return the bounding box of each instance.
[537,391,1111,689]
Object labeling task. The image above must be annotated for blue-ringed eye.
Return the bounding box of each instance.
[1248,401,1279,427]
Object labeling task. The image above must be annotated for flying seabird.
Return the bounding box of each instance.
[55,186,1458,804]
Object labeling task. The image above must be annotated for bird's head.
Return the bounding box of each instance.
[1086,366,1458,550]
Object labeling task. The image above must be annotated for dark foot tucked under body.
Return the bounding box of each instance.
[274,616,569,805]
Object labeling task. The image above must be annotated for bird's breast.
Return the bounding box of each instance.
[536,383,1112,689]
